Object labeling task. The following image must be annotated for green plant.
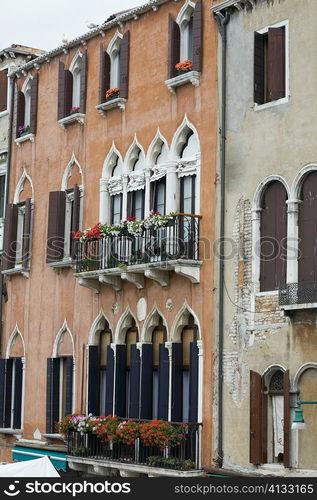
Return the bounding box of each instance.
[71,446,89,457]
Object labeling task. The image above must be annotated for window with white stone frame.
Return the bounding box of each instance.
[107,31,123,90]
[176,0,195,62]
[69,53,82,109]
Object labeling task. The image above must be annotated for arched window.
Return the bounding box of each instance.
[15,74,38,137]
[107,32,122,89]
[176,1,195,62]
[259,181,287,292]
[298,172,317,283]
[150,139,169,215]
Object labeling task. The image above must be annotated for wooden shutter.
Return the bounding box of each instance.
[0,69,8,112]
[16,91,25,137]
[168,15,180,78]
[254,32,265,105]
[29,73,38,134]
[4,358,13,428]
[2,204,18,270]
[0,359,5,427]
[46,358,60,433]
[192,0,202,72]
[13,358,23,429]
[99,46,110,104]
[65,357,73,416]
[80,52,87,113]
[46,191,66,263]
[57,61,65,120]
[249,370,267,465]
[298,172,317,283]
[105,346,114,415]
[171,343,182,422]
[114,345,126,417]
[119,31,130,100]
[129,344,140,418]
[22,198,32,269]
[64,70,73,117]
[140,344,153,419]
[88,345,99,415]
[189,341,199,422]
[158,344,169,420]
[283,369,290,468]
[127,192,133,218]
[268,27,285,101]
[71,185,81,260]
[12,82,18,139]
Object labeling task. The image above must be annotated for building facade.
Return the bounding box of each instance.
[0,0,218,476]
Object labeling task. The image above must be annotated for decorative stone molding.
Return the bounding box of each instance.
[166,298,174,312]
[2,267,29,279]
[58,113,85,128]
[107,176,123,196]
[165,71,200,95]
[15,133,35,146]
[176,158,197,177]
[145,269,169,287]
[78,278,100,294]
[112,302,119,315]
[127,172,146,192]
[96,98,126,115]
[150,165,167,183]
[99,274,122,291]
[121,271,144,289]
[174,263,200,283]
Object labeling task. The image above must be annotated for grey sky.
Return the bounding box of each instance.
[1,0,143,51]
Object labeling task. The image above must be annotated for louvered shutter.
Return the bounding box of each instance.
[268,27,285,101]
[65,357,73,416]
[140,344,153,419]
[57,61,66,120]
[250,370,267,465]
[189,341,199,422]
[119,31,130,99]
[22,198,32,269]
[254,32,265,105]
[12,82,18,139]
[4,359,13,428]
[127,192,133,218]
[64,70,73,117]
[105,346,114,415]
[158,344,169,420]
[129,345,140,418]
[46,358,60,433]
[2,204,18,270]
[29,73,38,134]
[80,52,87,113]
[16,91,25,137]
[0,69,8,112]
[283,370,290,468]
[71,185,80,260]
[99,46,110,104]
[171,343,182,422]
[88,345,99,415]
[13,358,23,429]
[114,345,126,417]
[46,191,66,263]
[192,0,202,72]
[168,15,180,78]
[0,359,5,427]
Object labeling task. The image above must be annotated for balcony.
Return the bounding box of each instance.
[279,282,317,312]
[67,422,202,477]
[75,214,202,291]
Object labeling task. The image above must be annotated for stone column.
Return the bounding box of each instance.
[165,161,179,213]
[99,178,110,224]
[144,168,151,217]
[122,174,129,221]
[286,199,300,284]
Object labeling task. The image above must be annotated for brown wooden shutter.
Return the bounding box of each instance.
[46,358,60,433]
[16,91,25,137]
[254,32,265,104]
[64,70,73,117]
[119,31,130,99]
[0,69,8,112]
[99,46,110,104]
[192,0,202,72]
[57,61,65,120]
[2,204,18,270]
[250,370,265,465]
[168,15,180,78]
[80,52,87,113]
[71,185,81,260]
[268,27,285,101]
[283,369,291,468]
[46,191,66,263]
[22,198,32,269]
[298,172,317,283]
[29,73,38,134]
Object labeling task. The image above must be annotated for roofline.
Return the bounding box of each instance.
[211,0,256,15]
[0,46,44,60]
[10,0,171,77]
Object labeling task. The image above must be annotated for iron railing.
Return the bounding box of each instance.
[279,282,317,306]
[76,214,200,273]
[67,421,202,471]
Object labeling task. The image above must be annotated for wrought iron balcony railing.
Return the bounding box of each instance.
[76,214,200,273]
[279,282,317,306]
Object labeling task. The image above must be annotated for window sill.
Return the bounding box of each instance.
[42,433,65,441]
[95,98,127,115]
[256,290,279,297]
[165,71,200,95]
[14,133,35,146]
[0,428,22,435]
[48,259,75,270]
[2,267,29,278]
[254,96,289,111]
[58,113,85,128]
[0,110,9,119]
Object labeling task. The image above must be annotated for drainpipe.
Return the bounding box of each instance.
[214,10,230,468]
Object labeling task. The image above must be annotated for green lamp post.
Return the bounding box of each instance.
[292,400,317,430]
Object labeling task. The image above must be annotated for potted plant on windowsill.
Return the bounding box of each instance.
[18,125,30,137]
[175,60,193,75]
[105,87,120,101]
[70,106,80,115]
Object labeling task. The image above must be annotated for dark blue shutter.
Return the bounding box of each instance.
[46,358,60,433]
[105,346,114,415]
[88,346,99,415]
[65,357,73,416]
[13,358,23,429]
[171,343,182,422]
[158,344,169,420]
[4,359,13,428]
[129,344,140,418]
[189,342,199,422]
[114,345,126,417]
[0,359,5,427]
[140,344,153,419]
